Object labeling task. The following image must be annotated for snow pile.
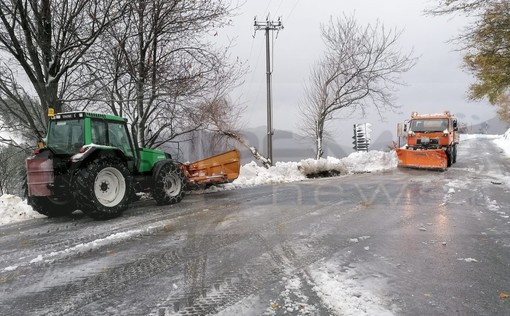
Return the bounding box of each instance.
[299,151,398,176]
[231,161,306,187]
[232,150,398,188]
[299,157,349,177]
[494,128,510,157]
[335,150,398,173]
[0,195,45,225]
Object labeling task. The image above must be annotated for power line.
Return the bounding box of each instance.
[253,17,283,166]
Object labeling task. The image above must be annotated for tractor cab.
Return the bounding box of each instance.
[45,112,139,171]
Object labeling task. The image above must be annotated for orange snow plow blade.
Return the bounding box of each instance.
[183,149,241,185]
[395,148,448,171]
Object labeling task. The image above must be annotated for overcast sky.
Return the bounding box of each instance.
[218,0,500,145]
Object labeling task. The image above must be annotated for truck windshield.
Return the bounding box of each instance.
[410,118,448,132]
[46,119,84,154]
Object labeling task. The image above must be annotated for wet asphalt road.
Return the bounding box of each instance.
[0,136,509,315]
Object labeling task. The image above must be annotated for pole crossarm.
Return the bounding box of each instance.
[253,18,284,31]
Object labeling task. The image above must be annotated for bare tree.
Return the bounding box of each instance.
[0,68,44,145]
[0,0,122,143]
[200,97,271,168]
[299,15,416,159]
[69,0,244,149]
[427,0,492,15]
[0,145,29,194]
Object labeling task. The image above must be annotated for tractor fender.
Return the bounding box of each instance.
[70,145,129,170]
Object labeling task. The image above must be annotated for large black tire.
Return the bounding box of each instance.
[151,160,186,205]
[452,145,457,164]
[74,158,132,220]
[446,150,453,167]
[22,177,75,217]
[28,197,76,217]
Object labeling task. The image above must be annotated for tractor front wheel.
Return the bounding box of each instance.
[151,161,186,205]
[74,158,132,220]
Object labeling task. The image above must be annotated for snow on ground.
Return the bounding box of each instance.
[493,128,510,157]
[0,195,45,225]
[2,130,510,225]
[224,150,398,190]
[216,257,396,316]
[1,132,510,315]
[0,150,397,225]
[307,261,394,316]
[2,228,149,272]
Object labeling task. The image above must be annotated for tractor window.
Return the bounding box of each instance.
[411,119,448,132]
[47,119,84,154]
[91,120,107,145]
[108,122,134,158]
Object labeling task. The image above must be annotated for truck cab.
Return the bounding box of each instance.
[396,111,459,170]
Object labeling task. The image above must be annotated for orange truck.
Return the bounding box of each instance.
[395,111,459,170]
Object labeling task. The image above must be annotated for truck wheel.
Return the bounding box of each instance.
[446,150,453,167]
[452,145,457,164]
[152,161,186,205]
[74,158,131,220]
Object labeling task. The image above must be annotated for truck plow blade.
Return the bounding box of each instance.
[395,148,448,170]
[184,149,241,185]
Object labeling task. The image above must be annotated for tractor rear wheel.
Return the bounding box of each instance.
[23,177,75,217]
[29,197,76,217]
[74,158,132,220]
[151,161,186,205]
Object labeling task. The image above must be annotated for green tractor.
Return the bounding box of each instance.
[25,112,191,219]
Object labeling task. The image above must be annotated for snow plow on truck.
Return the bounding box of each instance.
[25,111,241,220]
[395,111,459,170]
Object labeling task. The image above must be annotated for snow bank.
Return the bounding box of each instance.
[0,195,45,225]
[335,150,398,173]
[231,150,398,188]
[494,128,510,157]
[299,151,398,177]
[207,151,398,193]
[230,161,306,187]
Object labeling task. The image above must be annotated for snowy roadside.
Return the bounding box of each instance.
[2,130,510,226]
[0,150,399,226]
[493,128,510,156]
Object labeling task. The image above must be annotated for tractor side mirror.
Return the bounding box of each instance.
[453,120,458,131]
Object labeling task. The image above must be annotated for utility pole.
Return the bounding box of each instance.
[254,17,283,166]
